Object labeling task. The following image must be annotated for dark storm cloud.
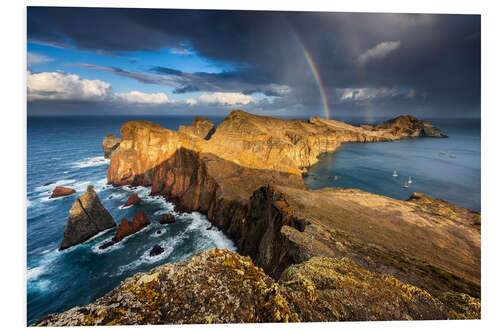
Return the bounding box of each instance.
[28,7,480,117]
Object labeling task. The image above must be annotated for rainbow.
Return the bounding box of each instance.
[294,37,331,120]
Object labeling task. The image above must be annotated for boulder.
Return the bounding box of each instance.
[123,194,141,207]
[159,213,175,225]
[60,185,116,251]
[102,134,121,158]
[112,210,150,243]
[149,244,164,257]
[50,186,76,199]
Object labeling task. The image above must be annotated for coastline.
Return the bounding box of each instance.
[33,111,481,324]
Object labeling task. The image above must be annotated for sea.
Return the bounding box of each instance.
[26,115,480,324]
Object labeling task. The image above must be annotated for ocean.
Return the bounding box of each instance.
[304,117,481,212]
[26,115,233,325]
[26,115,480,325]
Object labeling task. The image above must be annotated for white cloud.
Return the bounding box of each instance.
[186,92,258,106]
[114,91,170,104]
[27,71,111,101]
[170,47,194,55]
[337,87,415,102]
[27,52,54,66]
[358,41,401,65]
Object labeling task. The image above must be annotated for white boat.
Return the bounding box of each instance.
[408,176,412,184]
[393,170,398,177]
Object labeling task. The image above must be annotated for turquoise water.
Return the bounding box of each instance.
[26,116,233,325]
[304,118,481,212]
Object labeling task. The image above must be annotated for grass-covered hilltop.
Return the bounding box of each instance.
[36,110,480,325]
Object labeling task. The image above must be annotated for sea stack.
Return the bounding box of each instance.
[60,185,116,251]
[102,134,121,158]
[123,194,141,207]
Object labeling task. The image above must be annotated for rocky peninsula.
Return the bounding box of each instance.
[42,110,480,324]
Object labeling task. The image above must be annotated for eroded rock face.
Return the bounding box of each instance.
[178,116,215,140]
[102,134,121,158]
[101,111,480,321]
[113,210,150,242]
[60,185,116,251]
[50,186,76,199]
[123,194,141,207]
[35,248,475,326]
[159,213,175,224]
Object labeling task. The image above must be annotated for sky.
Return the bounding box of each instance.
[26,7,481,120]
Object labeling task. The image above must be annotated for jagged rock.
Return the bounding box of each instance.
[50,186,76,199]
[178,116,215,140]
[156,230,162,235]
[123,194,141,207]
[113,210,150,242]
[159,213,175,225]
[149,244,164,257]
[102,134,121,158]
[60,185,115,251]
[35,248,472,326]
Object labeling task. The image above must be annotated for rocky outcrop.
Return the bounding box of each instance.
[123,194,140,207]
[60,185,116,251]
[149,245,164,257]
[102,134,121,158]
[98,211,150,250]
[113,210,150,242]
[361,115,448,138]
[159,213,175,225]
[50,186,76,199]
[37,248,472,326]
[97,110,481,323]
[178,116,215,140]
[104,111,477,297]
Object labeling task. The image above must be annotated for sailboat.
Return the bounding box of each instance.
[408,176,412,184]
[393,170,398,177]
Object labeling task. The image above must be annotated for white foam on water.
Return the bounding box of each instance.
[27,266,45,281]
[91,224,153,254]
[186,212,237,252]
[83,228,114,244]
[112,233,186,276]
[72,156,110,169]
[34,179,76,193]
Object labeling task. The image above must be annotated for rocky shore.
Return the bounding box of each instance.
[41,110,480,324]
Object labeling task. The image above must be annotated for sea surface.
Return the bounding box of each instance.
[27,115,480,325]
[304,118,481,212]
[26,115,232,325]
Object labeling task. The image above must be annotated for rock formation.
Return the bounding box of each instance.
[159,213,175,224]
[178,116,215,140]
[50,186,76,199]
[103,111,479,302]
[102,134,121,158]
[99,210,150,251]
[59,185,116,251]
[149,245,164,257]
[362,115,448,138]
[123,194,141,207]
[42,110,479,324]
[35,248,481,326]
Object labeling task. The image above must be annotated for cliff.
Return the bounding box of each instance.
[178,116,215,140]
[36,248,476,326]
[102,134,121,158]
[104,110,479,301]
[36,111,481,324]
